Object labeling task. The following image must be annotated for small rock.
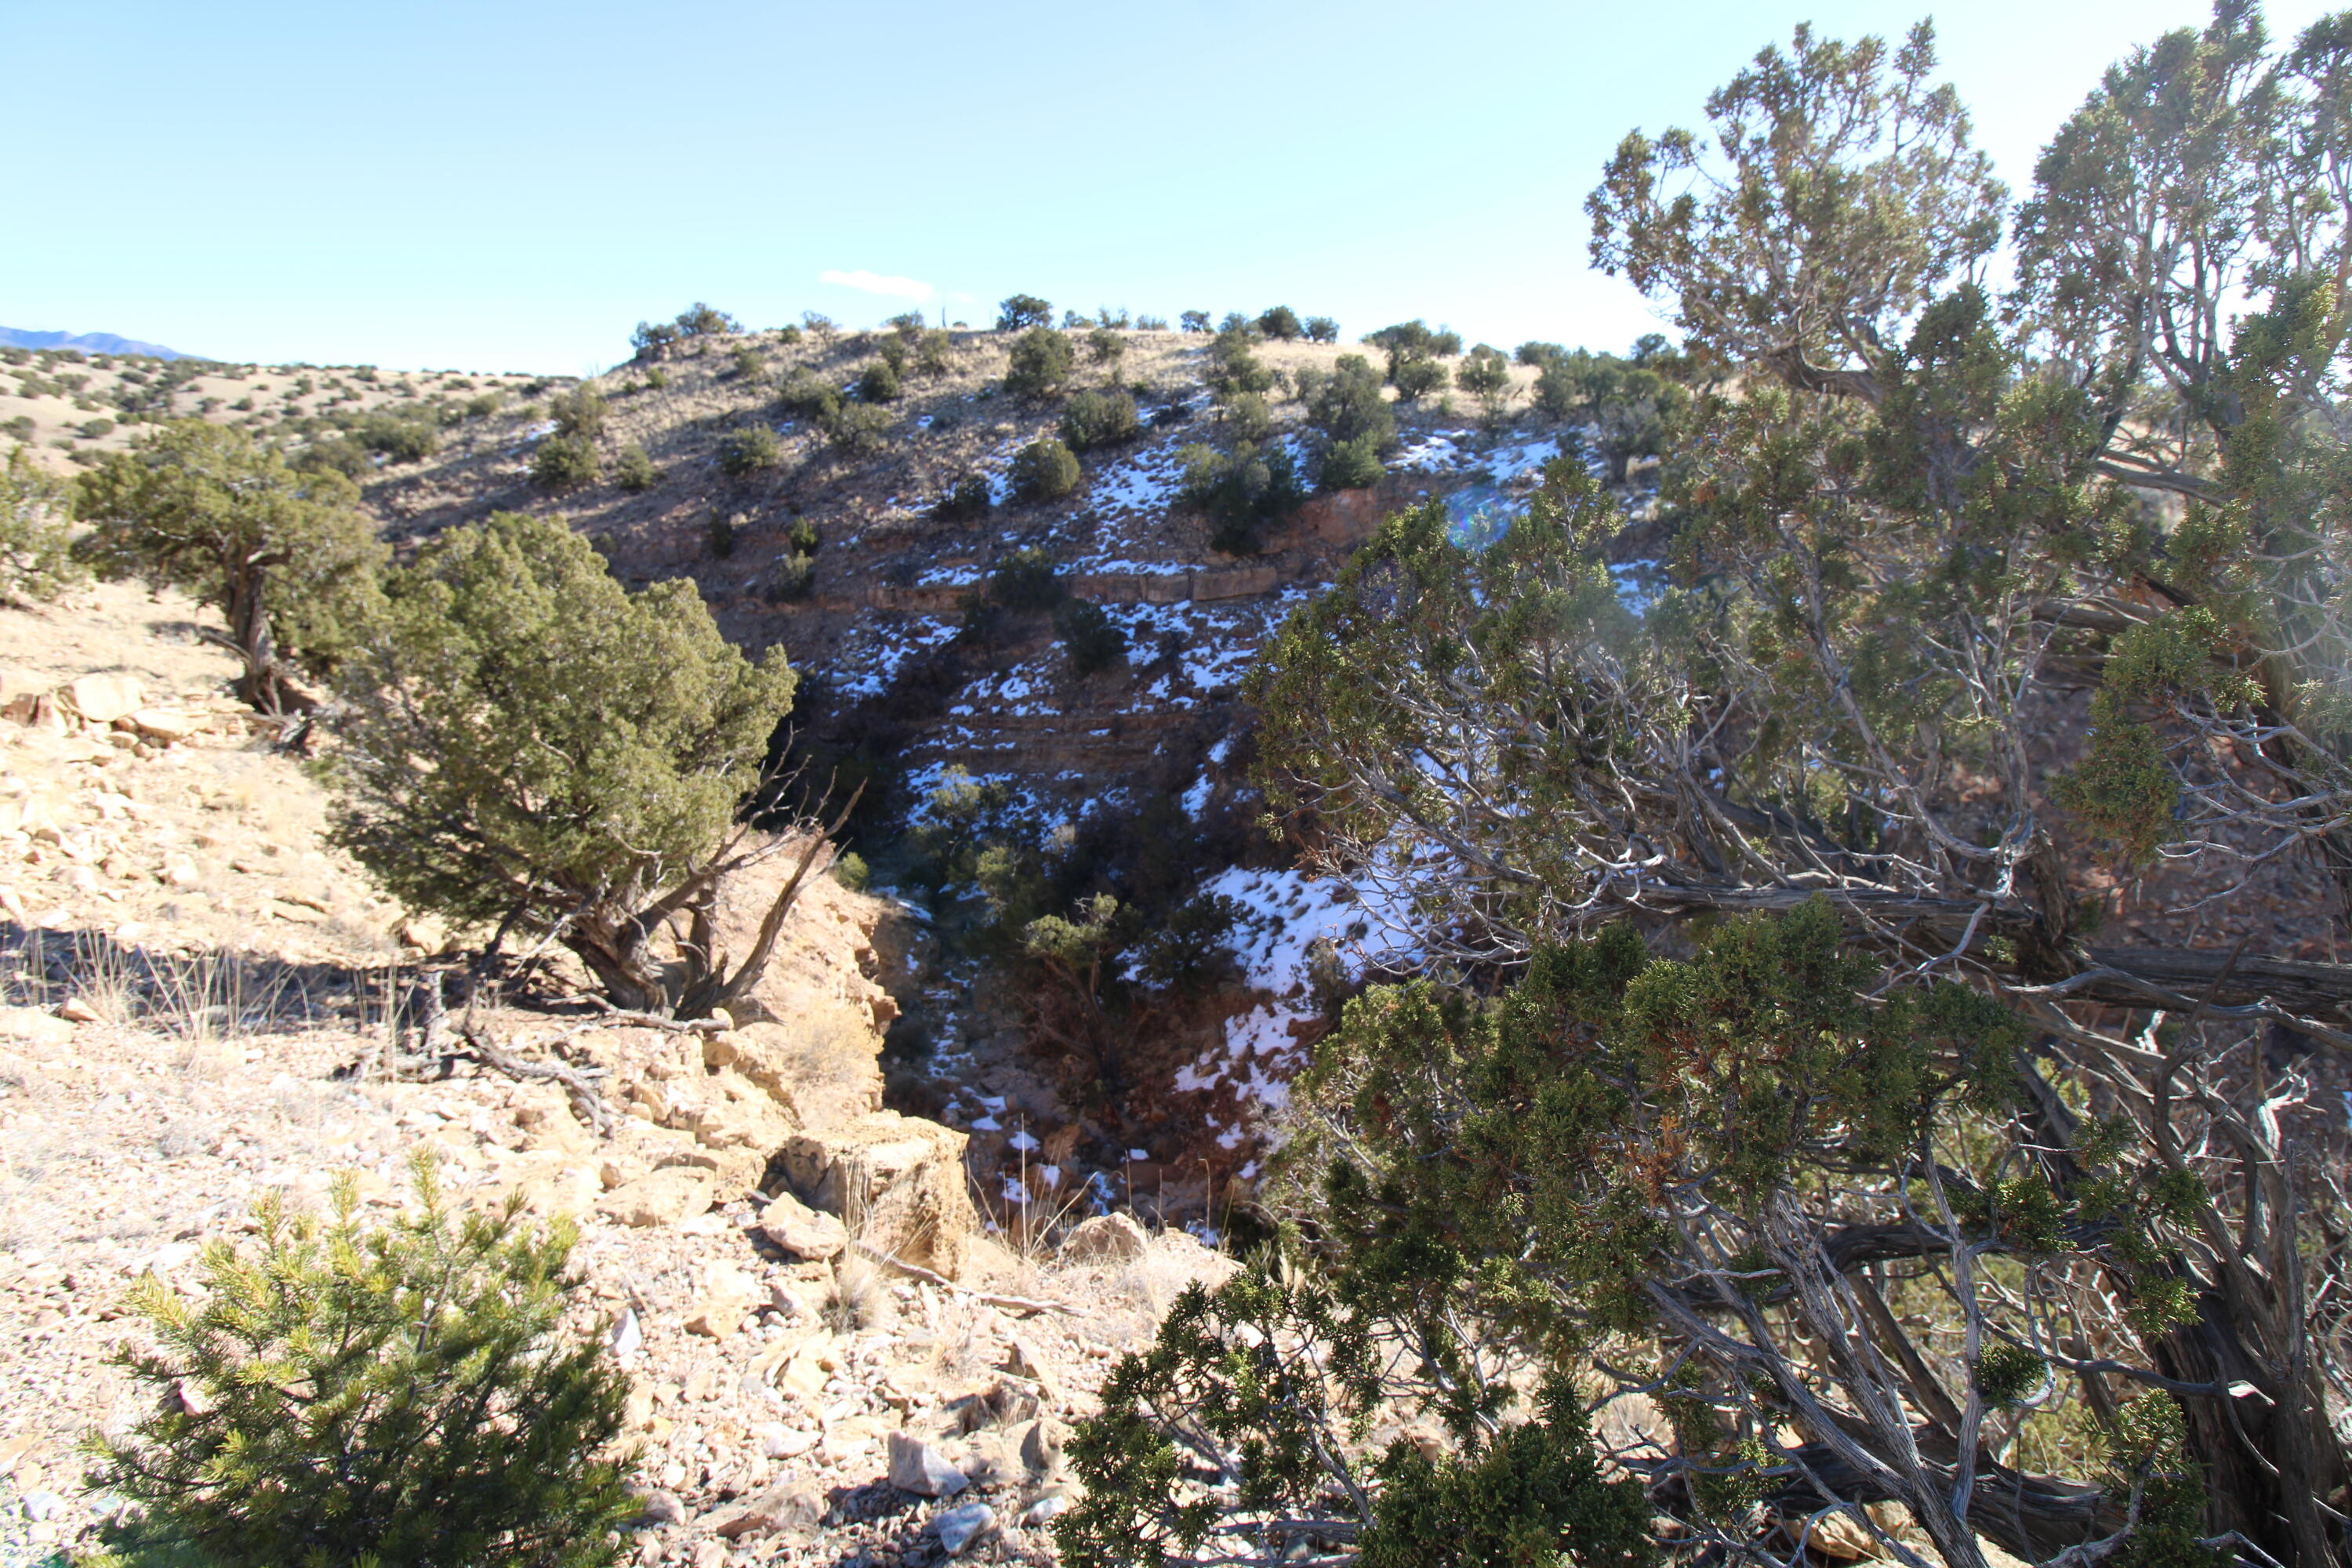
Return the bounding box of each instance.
[1016,1416,1065,1476]
[933,1501,994,1555]
[595,1167,714,1229]
[758,1189,849,1261]
[1007,1331,1062,1404]
[162,858,202,890]
[126,708,207,744]
[1061,1212,1149,1263]
[1021,1490,1071,1527]
[633,1487,687,1526]
[21,1490,65,1523]
[610,1307,643,1358]
[0,1006,74,1047]
[56,996,104,1024]
[66,673,145,725]
[887,1430,969,1498]
[684,1265,758,1338]
[710,1479,822,1540]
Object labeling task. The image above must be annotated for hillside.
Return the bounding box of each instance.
[0,581,1238,1563]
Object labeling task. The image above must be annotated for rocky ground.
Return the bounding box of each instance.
[0,585,1236,1566]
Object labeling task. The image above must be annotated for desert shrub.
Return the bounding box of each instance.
[2,415,32,441]
[0,446,83,604]
[1054,597,1127,674]
[824,401,893,454]
[886,310,927,339]
[460,390,503,420]
[1516,339,1566,366]
[80,416,116,440]
[709,511,739,558]
[730,344,766,380]
[833,850,869,891]
[1004,328,1076,397]
[533,433,601,489]
[1219,311,1256,337]
[777,368,841,424]
[1008,437,1080,503]
[1059,388,1141,452]
[1136,314,1169,332]
[1390,354,1449,401]
[328,510,797,1013]
[857,358,902,402]
[296,435,372,478]
[1085,327,1125,366]
[674,301,739,339]
[1307,354,1396,450]
[77,420,385,713]
[1222,391,1273,442]
[1179,439,1302,555]
[996,293,1054,332]
[1178,310,1211,333]
[1533,347,1689,481]
[1061,309,1089,328]
[1256,305,1302,340]
[990,546,1065,612]
[94,1158,633,1568]
[546,387,608,439]
[355,412,438,462]
[1290,365,1328,405]
[717,424,782,476]
[1205,322,1275,397]
[770,549,815,601]
[1456,342,1514,423]
[800,310,838,345]
[787,516,820,554]
[936,473,993,521]
[612,442,659,492]
[1303,314,1339,343]
[1319,434,1385,492]
[630,320,678,358]
[916,329,953,376]
[1094,306,1132,329]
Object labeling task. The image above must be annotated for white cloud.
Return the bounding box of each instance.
[818,269,935,302]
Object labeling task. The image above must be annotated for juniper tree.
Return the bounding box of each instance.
[0,445,83,604]
[75,419,385,714]
[1087,12,2352,1568]
[94,1156,633,1568]
[327,510,824,1016]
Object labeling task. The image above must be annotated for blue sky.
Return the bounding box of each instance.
[3,1,2335,372]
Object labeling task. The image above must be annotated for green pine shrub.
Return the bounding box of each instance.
[776,369,840,424]
[1222,391,1273,442]
[1319,434,1385,492]
[1059,388,1141,451]
[787,515,821,554]
[1086,327,1126,366]
[0,446,84,605]
[990,546,1065,612]
[1054,597,1127,674]
[1004,327,1076,398]
[1389,354,1449,401]
[93,1156,635,1568]
[1009,437,1080,503]
[612,442,659,492]
[1256,304,1302,340]
[857,358,902,402]
[936,473,993,521]
[1205,322,1275,397]
[717,425,782,476]
[1178,439,1303,555]
[771,550,815,601]
[996,294,1054,332]
[546,387,608,440]
[833,850,870,891]
[1304,314,1339,343]
[823,401,892,454]
[730,344,766,380]
[533,434,600,488]
[1178,310,1211,333]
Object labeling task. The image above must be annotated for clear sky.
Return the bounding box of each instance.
[2,1,2336,372]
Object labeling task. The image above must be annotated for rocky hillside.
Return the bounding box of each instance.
[0,583,1237,1566]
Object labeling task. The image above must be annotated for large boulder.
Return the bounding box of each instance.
[697,832,900,1036]
[64,673,145,726]
[779,1111,978,1279]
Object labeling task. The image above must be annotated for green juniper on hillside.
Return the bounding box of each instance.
[1078,9,2352,1568]
[75,419,386,715]
[327,510,823,1017]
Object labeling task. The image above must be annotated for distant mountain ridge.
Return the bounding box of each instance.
[0,325,201,360]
